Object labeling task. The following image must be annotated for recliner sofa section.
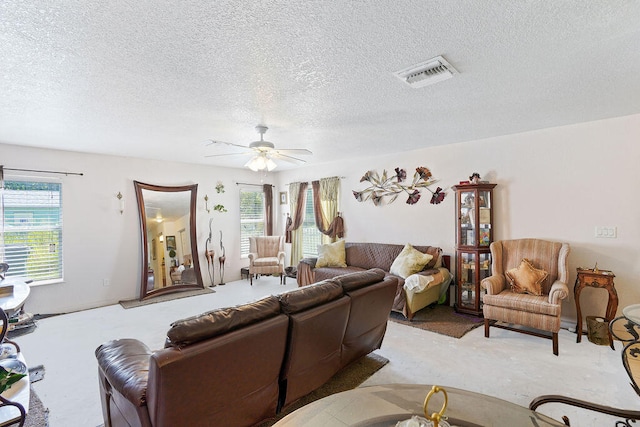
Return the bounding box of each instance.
[95,268,397,427]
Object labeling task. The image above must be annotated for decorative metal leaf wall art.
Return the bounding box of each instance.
[353,166,446,206]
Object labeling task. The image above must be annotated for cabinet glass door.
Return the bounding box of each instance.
[479,252,491,304]
[458,252,477,309]
[459,190,476,246]
[477,190,492,246]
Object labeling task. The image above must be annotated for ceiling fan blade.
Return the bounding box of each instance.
[204,152,252,158]
[272,152,307,163]
[204,139,251,150]
[275,148,313,156]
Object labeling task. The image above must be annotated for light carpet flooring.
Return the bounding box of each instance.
[13,275,639,426]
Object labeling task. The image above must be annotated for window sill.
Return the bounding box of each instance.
[27,278,63,287]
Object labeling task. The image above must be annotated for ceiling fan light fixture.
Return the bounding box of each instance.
[265,157,277,171]
[245,153,277,172]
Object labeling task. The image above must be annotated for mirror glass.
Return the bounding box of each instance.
[134,181,203,300]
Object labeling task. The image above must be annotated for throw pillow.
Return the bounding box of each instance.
[506,258,548,296]
[315,239,347,268]
[389,244,433,279]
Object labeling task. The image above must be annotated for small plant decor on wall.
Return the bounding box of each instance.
[353,166,446,206]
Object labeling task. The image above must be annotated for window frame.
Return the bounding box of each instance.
[1,178,64,285]
[239,187,265,258]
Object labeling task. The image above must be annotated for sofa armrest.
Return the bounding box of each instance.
[248,252,257,263]
[548,280,569,304]
[296,259,317,287]
[481,275,506,295]
[95,338,152,407]
[278,251,286,264]
[299,257,317,268]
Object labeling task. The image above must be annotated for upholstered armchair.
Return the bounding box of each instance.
[248,236,286,285]
[481,238,570,355]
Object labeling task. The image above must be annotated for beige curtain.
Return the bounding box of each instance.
[312,176,341,244]
[287,182,308,265]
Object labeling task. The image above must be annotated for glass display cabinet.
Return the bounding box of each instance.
[452,183,496,316]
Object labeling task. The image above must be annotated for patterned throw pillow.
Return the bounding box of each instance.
[315,239,347,268]
[506,258,548,296]
[389,244,433,279]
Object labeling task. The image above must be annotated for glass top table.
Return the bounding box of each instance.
[273,384,565,427]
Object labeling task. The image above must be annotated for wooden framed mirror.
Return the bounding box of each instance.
[134,181,203,300]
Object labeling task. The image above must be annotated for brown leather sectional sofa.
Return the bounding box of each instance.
[95,268,397,427]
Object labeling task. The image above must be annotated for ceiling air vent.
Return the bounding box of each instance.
[393,56,458,88]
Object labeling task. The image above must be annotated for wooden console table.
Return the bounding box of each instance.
[574,268,617,350]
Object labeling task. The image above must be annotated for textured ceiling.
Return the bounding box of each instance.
[1,1,639,170]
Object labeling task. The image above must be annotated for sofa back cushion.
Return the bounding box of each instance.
[341,275,398,367]
[250,236,283,257]
[166,295,281,347]
[330,268,386,292]
[278,280,344,314]
[279,295,351,408]
[496,239,565,294]
[148,314,289,427]
[345,242,441,271]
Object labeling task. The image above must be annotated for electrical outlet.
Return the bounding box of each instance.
[594,226,617,238]
[103,278,110,286]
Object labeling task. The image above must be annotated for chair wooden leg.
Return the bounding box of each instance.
[553,332,559,356]
[484,318,491,338]
[250,274,253,286]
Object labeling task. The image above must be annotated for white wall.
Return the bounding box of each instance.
[275,113,640,323]
[0,144,275,314]
[2,113,638,320]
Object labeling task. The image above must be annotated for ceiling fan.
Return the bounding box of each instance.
[205,125,312,171]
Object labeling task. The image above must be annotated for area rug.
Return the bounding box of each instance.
[389,304,483,338]
[24,388,49,427]
[119,287,215,309]
[257,353,389,426]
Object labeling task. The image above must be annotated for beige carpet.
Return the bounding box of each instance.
[119,287,215,309]
[258,353,389,426]
[389,304,484,338]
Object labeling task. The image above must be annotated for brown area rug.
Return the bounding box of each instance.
[119,287,215,309]
[389,304,483,338]
[257,352,389,426]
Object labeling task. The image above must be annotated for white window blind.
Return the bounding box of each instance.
[239,188,265,256]
[1,180,63,283]
[302,187,322,258]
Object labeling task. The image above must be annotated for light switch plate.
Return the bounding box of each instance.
[595,226,617,238]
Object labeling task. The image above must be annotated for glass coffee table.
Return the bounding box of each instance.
[273,384,565,426]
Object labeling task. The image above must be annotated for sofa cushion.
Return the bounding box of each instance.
[315,239,347,268]
[279,280,344,314]
[389,244,433,278]
[166,295,281,347]
[253,257,279,266]
[345,242,440,271]
[331,268,386,292]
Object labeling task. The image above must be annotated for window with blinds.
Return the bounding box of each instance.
[302,187,322,258]
[1,180,63,283]
[239,188,265,256]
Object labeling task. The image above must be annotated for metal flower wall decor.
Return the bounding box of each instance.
[353,166,446,206]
